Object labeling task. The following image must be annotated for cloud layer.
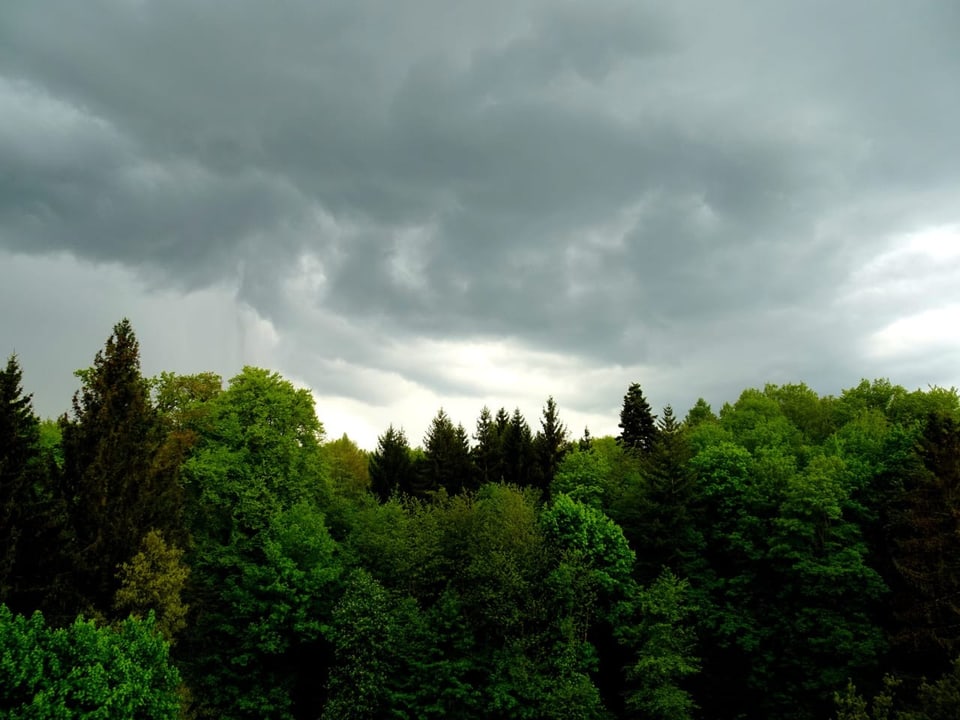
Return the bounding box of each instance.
[2,0,959,446]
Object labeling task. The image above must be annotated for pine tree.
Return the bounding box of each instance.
[60,319,184,616]
[369,425,414,500]
[0,355,69,617]
[534,396,569,494]
[0,354,40,600]
[421,409,473,496]
[502,408,535,487]
[633,405,701,582]
[618,383,658,455]
[889,411,960,674]
[473,406,504,487]
[579,426,593,452]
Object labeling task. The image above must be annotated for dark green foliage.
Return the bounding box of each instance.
[421,409,474,496]
[60,320,185,618]
[0,356,69,618]
[888,412,960,670]
[502,408,537,487]
[631,405,703,582]
[473,406,504,486]
[615,571,699,720]
[0,604,182,719]
[15,321,960,720]
[369,424,415,500]
[618,382,658,455]
[534,396,570,494]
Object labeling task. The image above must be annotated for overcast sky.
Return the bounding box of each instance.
[2,1,959,449]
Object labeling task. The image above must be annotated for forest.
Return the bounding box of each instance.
[2,318,960,719]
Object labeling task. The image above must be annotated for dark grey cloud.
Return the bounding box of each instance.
[2,0,960,437]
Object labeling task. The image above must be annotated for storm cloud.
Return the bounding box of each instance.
[2,0,959,446]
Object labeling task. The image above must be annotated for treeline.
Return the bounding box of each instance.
[2,319,960,719]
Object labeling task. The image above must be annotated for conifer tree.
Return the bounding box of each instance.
[0,355,69,617]
[473,406,504,487]
[60,319,183,616]
[369,424,414,500]
[0,354,40,602]
[502,408,536,487]
[889,411,960,674]
[421,409,473,496]
[534,396,569,494]
[618,382,658,455]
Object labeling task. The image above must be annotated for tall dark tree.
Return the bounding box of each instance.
[631,405,701,582]
[60,319,183,616]
[0,355,69,617]
[618,382,658,455]
[472,406,504,487]
[579,426,593,451]
[533,396,569,494]
[888,411,960,676]
[0,354,40,602]
[421,409,474,496]
[369,424,414,501]
[502,408,536,487]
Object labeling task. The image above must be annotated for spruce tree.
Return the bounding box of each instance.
[534,396,569,494]
[0,355,69,617]
[617,382,658,455]
[421,409,473,496]
[472,406,504,487]
[60,319,183,616]
[501,408,535,487]
[0,354,40,600]
[369,424,414,501]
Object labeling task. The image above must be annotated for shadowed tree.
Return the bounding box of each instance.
[369,425,415,500]
[0,355,70,618]
[618,383,658,456]
[534,396,570,495]
[502,408,536,487]
[60,319,184,618]
[889,411,960,676]
[472,406,504,487]
[421,410,474,496]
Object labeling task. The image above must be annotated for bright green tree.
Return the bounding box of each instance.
[0,604,182,719]
[324,433,370,498]
[179,367,337,720]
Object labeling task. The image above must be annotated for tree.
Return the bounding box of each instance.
[534,396,570,494]
[0,355,68,618]
[889,412,960,672]
[0,604,183,719]
[683,398,716,429]
[421,409,473,496]
[324,434,370,498]
[177,367,336,719]
[113,530,190,643]
[502,408,536,487]
[472,406,504,487]
[616,571,699,720]
[59,319,184,618]
[618,383,658,455]
[369,425,415,500]
[631,405,702,582]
